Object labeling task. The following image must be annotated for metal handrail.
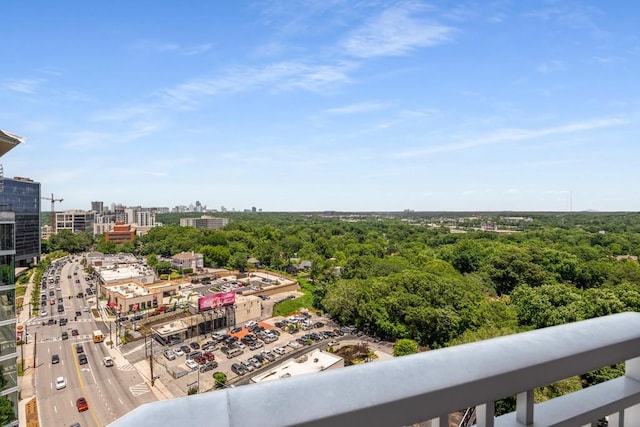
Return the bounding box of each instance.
[109,312,640,427]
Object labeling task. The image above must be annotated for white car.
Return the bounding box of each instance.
[102,356,114,367]
[40,310,47,317]
[273,347,286,355]
[185,359,198,370]
[173,348,184,357]
[55,376,66,390]
[83,306,89,312]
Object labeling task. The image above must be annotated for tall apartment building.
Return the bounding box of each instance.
[55,210,95,234]
[135,210,155,227]
[179,215,229,229]
[0,129,25,426]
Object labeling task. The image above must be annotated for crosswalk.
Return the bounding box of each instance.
[118,363,136,372]
[129,382,151,397]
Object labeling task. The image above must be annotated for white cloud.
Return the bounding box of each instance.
[394,117,627,158]
[160,60,356,108]
[62,131,112,149]
[340,2,454,58]
[132,41,212,56]
[324,102,389,114]
[2,79,43,94]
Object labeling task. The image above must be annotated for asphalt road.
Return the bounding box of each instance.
[32,258,157,427]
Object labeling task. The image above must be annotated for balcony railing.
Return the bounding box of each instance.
[108,312,640,427]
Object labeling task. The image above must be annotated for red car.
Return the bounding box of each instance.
[76,397,88,412]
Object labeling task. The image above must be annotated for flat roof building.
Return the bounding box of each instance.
[250,350,343,384]
[179,215,229,229]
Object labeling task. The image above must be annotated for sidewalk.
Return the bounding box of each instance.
[17,274,38,427]
[102,339,175,402]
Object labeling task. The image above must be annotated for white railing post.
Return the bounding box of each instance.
[429,416,448,427]
[516,390,534,425]
[626,356,640,380]
[608,410,624,427]
[476,403,495,427]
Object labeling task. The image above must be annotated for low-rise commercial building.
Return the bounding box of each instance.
[179,215,229,229]
[250,350,343,383]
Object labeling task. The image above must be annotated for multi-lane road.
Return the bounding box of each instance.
[29,258,157,427]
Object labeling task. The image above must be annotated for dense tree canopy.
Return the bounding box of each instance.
[41,211,640,350]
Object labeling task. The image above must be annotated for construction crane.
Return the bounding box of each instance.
[42,193,63,234]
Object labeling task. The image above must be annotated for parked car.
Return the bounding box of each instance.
[163,349,176,361]
[55,376,66,390]
[180,345,191,354]
[241,360,255,372]
[231,363,246,376]
[200,361,218,373]
[273,347,286,355]
[173,348,185,357]
[76,397,89,412]
[185,359,198,370]
[262,351,276,362]
[189,342,200,350]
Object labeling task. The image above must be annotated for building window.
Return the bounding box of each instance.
[0,290,15,322]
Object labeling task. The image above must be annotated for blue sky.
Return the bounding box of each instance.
[2,1,639,212]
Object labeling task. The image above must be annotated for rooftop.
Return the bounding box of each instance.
[251,350,342,383]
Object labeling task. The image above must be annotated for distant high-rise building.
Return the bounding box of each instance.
[252,206,257,213]
[91,201,104,213]
[55,210,95,234]
[114,205,126,223]
[136,210,156,227]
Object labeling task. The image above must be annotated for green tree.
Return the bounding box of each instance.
[393,339,419,356]
[213,372,227,389]
[199,245,231,267]
[0,395,15,425]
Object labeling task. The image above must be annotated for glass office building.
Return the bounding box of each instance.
[0,178,40,268]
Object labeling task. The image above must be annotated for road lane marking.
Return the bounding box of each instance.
[54,405,57,414]
[129,383,151,397]
[119,397,124,405]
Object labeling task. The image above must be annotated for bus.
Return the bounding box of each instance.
[93,330,104,343]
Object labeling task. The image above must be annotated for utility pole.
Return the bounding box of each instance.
[150,335,155,386]
[32,332,37,369]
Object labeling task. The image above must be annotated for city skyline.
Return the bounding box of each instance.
[2,1,640,212]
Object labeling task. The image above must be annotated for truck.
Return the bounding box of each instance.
[93,330,104,343]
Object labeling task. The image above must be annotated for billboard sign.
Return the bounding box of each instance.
[199,292,236,312]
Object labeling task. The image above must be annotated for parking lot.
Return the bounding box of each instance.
[140,312,368,395]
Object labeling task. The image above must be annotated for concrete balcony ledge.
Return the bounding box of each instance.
[108,312,640,427]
